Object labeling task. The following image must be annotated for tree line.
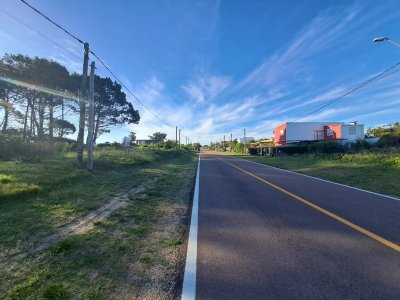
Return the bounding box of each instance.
[0,54,140,145]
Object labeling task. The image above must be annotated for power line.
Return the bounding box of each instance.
[19,0,174,128]
[290,62,400,122]
[244,62,400,136]
[20,0,84,44]
[0,7,82,61]
[89,51,174,128]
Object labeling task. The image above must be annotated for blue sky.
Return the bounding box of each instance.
[1,0,400,144]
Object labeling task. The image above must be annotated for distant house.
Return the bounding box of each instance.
[274,122,364,147]
[250,138,274,156]
[135,139,162,145]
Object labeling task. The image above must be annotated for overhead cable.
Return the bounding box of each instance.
[19,0,173,128]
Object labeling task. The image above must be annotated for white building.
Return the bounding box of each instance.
[274,122,364,146]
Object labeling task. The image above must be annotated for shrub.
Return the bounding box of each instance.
[308,141,344,154]
[248,147,258,155]
[0,134,57,161]
[164,140,176,149]
[278,145,308,155]
[351,139,370,151]
[379,134,400,147]
[234,143,243,153]
[41,284,70,300]
[96,142,112,148]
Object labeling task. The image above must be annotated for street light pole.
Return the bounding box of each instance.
[373,36,400,47]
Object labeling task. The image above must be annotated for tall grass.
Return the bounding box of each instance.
[0,135,56,161]
[0,134,77,161]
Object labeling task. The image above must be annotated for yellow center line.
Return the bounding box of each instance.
[219,158,400,253]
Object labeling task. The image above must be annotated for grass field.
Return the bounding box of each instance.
[0,148,198,299]
[225,151,400,198]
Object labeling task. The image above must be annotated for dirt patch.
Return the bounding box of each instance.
[34,178,157,253]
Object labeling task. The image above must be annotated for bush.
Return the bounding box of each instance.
[95,142,112,148]
[379,134,400,147]
[164,140,176,149]
[278,145,308,155]
[351,139,370,151]
[234,143,243,153]
[0,134,58,161]
[248,148,258,155]
[308,141,344,154]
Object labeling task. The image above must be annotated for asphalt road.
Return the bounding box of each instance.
[195,153,400,299]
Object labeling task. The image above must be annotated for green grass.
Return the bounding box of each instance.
[236,151,400,197]
[0,148,198,299]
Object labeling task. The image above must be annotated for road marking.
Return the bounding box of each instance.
[181,155,201,300]
[241,157,400,201]
[219,158,400,253]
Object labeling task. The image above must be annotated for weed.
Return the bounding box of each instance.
[50,236,81,255]
[80,284,103,299]
[41,284,70,300]
[0,174,13,183]
[130,225,150,237]
[166,237,183,246]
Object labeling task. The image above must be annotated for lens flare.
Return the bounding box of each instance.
[0,76,80,101]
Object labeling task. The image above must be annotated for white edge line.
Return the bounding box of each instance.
[181,155,200,300]
[235,156,400,202]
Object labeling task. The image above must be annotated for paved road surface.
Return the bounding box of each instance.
[195,153,400,299]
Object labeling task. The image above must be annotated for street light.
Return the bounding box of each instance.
[372,36,400,47]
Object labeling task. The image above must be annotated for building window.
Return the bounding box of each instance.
[279,129,284,136]
[349,126,356,135]
[327,128,333,136]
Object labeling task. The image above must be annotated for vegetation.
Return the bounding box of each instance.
[148,132,167,140]
[128,131,136,142]
[0,148,198,299]
[208,139,245,153]
[367,122,400,147]
[367,122,400,137]
[0,54,140,157]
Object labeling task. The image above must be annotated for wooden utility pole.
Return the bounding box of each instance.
[87,61,95,171]
[77,42,89,165]
[176,126,178,149]
[179,129,181,149]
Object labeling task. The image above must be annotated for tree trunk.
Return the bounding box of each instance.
[1,89,9,133]
[29,97,40,139]
[23,96,30,139]
[29,98,34,138]
[48,98,54,140]
[38,97,45,140]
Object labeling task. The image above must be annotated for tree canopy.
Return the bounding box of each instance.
[0,53,140,143]
[367,122,400,138]
[149,132,167,140]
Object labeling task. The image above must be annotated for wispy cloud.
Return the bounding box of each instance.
[134,75,165,105]
[239,4,362,91]
[182,74,230,104]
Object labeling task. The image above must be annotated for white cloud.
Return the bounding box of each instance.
[134,75,165,105]
[182,75,230,103]
[239,4,362,90]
